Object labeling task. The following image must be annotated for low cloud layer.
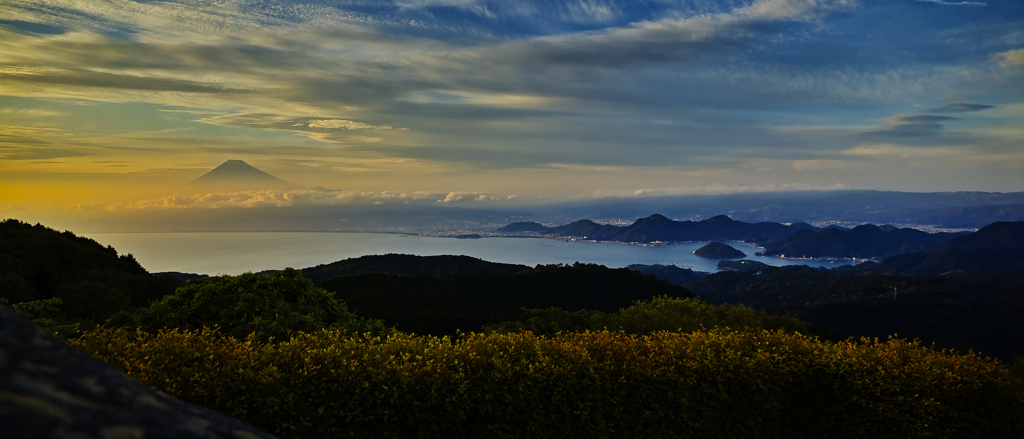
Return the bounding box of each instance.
[116,189,504,210]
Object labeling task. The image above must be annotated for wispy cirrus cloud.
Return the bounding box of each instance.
[0,108,64,116]
[917,0,986,6]
[861,115,957,139]
[301,119,399,130]
[926,103,994,113]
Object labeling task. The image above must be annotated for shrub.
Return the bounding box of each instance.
[485,296,812,336]
[72,328,1024,439]
[122,269,390,340]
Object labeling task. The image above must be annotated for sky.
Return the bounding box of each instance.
[1,0,1023,218]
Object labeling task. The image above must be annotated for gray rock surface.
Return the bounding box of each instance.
[0,304,277,439]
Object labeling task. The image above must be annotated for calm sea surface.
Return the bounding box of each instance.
[89,232,852,275]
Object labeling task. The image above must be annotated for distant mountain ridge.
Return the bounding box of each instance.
[498,214,820,245]
[497,216,1024,260]
[185,159,305,192]
[760,225,967,259]
[761,221,1022,260]
[936,221,1024,251]
[532,190,1024,229]
[854,247,1024,275]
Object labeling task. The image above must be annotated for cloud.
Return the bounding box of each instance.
[916,0,986,6]
[473,0,859,68]
[0,125,82,159]
[592,182,852,198]
[839,143,962,158]
[157,109,222,115]
[925,103,994,113]
[0,0,1021,199]
[861,114,956,139]
[0,65,247,94]
[196,113,402,142]
[993,48,1024,67]
[400,90,562,109]
[303,119,394,130]
[0,108,65,116]
[441,191,495,203]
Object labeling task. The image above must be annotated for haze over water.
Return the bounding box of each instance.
[91,232,850,275]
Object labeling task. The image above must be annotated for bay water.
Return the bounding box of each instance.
[89,232,851,275]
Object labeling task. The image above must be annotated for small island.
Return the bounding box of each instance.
[693,242,746,259]
[456,234,483,239]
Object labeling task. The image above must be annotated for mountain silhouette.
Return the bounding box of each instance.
[185,159,305,192]
[497,214,817,245]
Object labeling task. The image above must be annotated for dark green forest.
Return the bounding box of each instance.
[685,265,1024,361]
[0,219,182,332]
[318,263,692,335]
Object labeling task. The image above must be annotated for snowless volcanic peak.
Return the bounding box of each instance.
[185,159,305,191]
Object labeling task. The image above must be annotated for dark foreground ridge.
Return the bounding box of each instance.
[300,253,529,283]
[318,263,693,336]
[0,304,276,439]
[627,264,707,284]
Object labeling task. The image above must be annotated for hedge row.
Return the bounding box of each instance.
[72,328,1024,439]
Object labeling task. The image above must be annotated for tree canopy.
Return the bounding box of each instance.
[124,268,390,340]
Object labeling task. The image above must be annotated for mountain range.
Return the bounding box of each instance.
[499,215,1024,260]
[760,225,966,259]
[761,221,1024,259]
[498,214,820,245]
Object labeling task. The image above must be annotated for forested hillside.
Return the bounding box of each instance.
[0,219,181,326]
[318,263,693,335]
[685,266,1024,360]
[300,253,528,282]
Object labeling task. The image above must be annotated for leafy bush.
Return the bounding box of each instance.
[121,269,390,340]
[485,296,811,336]
[72,328,1024,439]
[4,297,81,336]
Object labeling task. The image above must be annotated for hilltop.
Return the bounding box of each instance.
[300,254,529,282]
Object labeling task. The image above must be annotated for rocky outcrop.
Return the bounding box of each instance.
[0,304,277,439]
